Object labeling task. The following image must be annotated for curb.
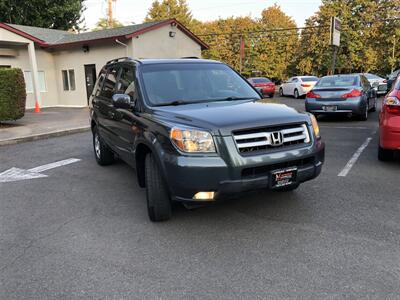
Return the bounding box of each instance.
[0,126,91,146]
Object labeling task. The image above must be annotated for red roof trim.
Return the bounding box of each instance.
[126,19,209,50]
[45,35,129,49]
[0,23,47,45]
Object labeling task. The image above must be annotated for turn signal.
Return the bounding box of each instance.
[193,192,215,201]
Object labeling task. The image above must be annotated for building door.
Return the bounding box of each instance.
[84,64,97,105]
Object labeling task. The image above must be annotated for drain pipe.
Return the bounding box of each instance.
[115,39,129,56]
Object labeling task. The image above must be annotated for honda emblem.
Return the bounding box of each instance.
[270,131,284,146]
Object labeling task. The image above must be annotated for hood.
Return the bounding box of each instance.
[152,100,310,136]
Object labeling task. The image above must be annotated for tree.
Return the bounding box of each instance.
[0,0,85,30]
[93,18,124,31]
[296,0,400,76]
[145,0,194,28]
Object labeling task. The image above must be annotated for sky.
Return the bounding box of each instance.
[82,0,322,30]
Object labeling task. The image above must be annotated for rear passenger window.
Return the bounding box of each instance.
[100,66,119,99]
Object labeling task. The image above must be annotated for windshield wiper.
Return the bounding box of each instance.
[156,100,188,106]
[214,96,258,101]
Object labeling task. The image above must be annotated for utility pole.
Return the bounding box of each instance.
[107,0,115,28]
[331,45,338,75]
[391,35,396,73]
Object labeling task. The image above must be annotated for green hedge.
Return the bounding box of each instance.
[0,68,26,121]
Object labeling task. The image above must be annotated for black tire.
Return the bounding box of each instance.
[358,104,368,121]
[369,97,377,112]
[268,93,274,98]
[145,153,172,222]
[275,183,300,192]
[279,88,284,97]
[294,89,299,99]
[93,128,114,166]
[378,145,394,161]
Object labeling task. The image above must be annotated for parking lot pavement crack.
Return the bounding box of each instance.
[0,214,90,273]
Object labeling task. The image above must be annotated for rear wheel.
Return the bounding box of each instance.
[294,89,299,99]
[145,153,172,222]
[268,93,274,98]
[378,145,394,161]
[369,97,377,112]
[93,128,114,166]
[279,88,284,97]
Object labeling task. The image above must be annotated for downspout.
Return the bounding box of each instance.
[115,39,129,56]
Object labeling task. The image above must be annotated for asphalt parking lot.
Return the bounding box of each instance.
[1,95,399,299]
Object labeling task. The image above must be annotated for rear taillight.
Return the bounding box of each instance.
[383,79,387,83]
[384,91,400,114]
[301,84,311,87]
[341,89,362,98]
[306,91,321,98]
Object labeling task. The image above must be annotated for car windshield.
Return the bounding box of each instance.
[365,73,382,80]
[315,75,359,87]
[252,78,271,83]
[301,76,319,82]
[141,63,260,106]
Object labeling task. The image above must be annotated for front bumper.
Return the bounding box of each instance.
[162,137,325,202]
[305,97,365,115]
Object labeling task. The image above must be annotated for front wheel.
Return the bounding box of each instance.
[279,88,284,97]
[145,153,172,222]
[358,104,368,121]
[369,97,377,112]
[268,93,274,98]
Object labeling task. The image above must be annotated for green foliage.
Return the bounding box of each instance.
[93,18,124,31]
[295,0,400,76]
[145,0,194,28]
[0,0,85,30]
[0,68,26,122]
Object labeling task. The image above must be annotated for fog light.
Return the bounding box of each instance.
[193,191,215,201]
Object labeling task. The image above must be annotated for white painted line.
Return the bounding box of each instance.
[28,158,81,173]
[338,137,372,177]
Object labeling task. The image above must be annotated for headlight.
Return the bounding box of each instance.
[309,114,320,138]
[170,127,216,153]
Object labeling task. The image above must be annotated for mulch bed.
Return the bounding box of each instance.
[0,122,19,129]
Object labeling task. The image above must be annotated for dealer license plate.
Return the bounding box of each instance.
[323,105,337,112]
[271,167,297,188]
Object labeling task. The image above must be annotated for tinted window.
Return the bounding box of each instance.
[117,65,136,100]
[315,75,359,87]
[141,63,260,106]
[292,78,299,82]
[301,76,319,82]
[365,73,381,80]
[100,66,119,99]
[252,78,271,83]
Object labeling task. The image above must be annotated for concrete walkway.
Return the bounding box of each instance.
[0,107,90,146]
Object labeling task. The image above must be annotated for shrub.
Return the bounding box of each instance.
[0,68,26,121]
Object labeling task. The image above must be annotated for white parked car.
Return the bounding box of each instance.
[279,76,319,99]
[364,73,387,95]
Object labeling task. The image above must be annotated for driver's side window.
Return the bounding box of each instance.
[117,65,136,101]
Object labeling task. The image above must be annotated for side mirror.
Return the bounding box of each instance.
[112,94,132,109]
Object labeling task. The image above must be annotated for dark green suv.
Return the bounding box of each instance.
[90,58,325,221]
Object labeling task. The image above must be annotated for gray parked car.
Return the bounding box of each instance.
[305,74,377,121]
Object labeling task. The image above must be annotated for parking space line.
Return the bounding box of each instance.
[338,134,375,177]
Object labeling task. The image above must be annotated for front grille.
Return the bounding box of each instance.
[242,157,315,179]
[233,123,310,154]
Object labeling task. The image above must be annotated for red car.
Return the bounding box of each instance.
[247,77,275,98]
[379,75,400,160]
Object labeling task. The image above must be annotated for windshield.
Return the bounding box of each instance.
[315,75,359,87]
[365,73,382,80]
[301,76,319,82]
[141,63,260,106]
[251,78,271,83]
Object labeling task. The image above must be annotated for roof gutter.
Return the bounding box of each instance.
[115,38,129,56]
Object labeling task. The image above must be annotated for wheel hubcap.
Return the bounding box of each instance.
[94,134,101,158]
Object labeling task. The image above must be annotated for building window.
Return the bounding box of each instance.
[62,69,76,91]
[23,70,46,93]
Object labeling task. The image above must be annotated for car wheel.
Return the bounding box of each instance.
[370,97,377,112]
[93,128,114,166]
[275,183,300,192]
[145,153,172,222]
[279,88,284,97]
[358,104,368,121]
[294,89,299,99]
[378,145,394,161]
[268,93,274,98]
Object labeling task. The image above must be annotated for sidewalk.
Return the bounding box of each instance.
[0,107,90,146]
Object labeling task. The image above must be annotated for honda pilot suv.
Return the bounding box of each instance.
[90,58,325,221]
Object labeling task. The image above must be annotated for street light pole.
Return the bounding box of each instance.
[391,35,396,73]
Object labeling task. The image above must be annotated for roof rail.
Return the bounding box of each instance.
[106,57,132,64]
